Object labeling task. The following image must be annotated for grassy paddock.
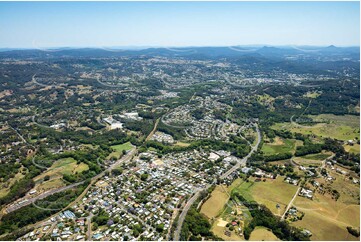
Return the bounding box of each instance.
[233,177,298,216]
[262,137,296,155]
[249,226,280,241]
[272,114,359,141]
[107,141,133,159]
[200,186,229,219]
[344,144,360,154]
[34,158,89,183]
[293,194,360,241]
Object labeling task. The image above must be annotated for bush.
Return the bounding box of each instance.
[347,227,360,237]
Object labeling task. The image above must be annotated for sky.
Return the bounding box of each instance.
[0,1,359,48]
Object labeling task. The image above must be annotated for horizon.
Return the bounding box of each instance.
[0,44,360,51]
[0,1,359,48]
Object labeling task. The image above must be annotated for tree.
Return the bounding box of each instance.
[140,173,149,181]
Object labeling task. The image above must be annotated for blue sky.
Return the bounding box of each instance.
[0,1,359,48]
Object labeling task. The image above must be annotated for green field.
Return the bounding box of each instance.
[232,177,298,216]
[272,114,359,141]
[107,142,133,159]
[34,158,89,182]
[300,152,332,161]
[262,137,296,155]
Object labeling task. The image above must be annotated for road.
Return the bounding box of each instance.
[8,123,27,144]
[173,188,205,241]
[220,123,261,179]
[145,118,160,141]
[174,123,261,240]
[86,213,93,240]
[4,147,137,215]
[0,147,138,240]
[5,181,85,214]
[281,186,301,220]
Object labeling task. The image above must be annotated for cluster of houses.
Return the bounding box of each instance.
[154,90,178,100]
[20,210,84,241]
[150,131,175,144]
[284,177,299,186]
[252,168,277,179]
[298,165,317,177]
[16,130,253,241]
[162,97,251,142]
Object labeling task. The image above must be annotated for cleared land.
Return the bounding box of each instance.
[200,186,229,219]
[344,144,360,154]
[249,226,280,241]
[33,158,88,193]
[35,178,65,191]
[303,91,321,99]
[300,152,332,160]
[212,218,245,241]
[293,195,360,241]
[174,141,190,147]
[272,114,359,141]
[233,177,298,216]
[262,137,296,155]
[292,165,360,241]
[202,179,248,241]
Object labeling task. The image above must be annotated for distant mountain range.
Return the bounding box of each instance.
[0,45,359,60]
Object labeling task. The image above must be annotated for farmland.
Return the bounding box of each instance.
[272,114,359,141]
[293,195,360,241]
[200,186,229,219]
[344,144,360,154]
[249,226,279,241]
[232,177,299,215]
